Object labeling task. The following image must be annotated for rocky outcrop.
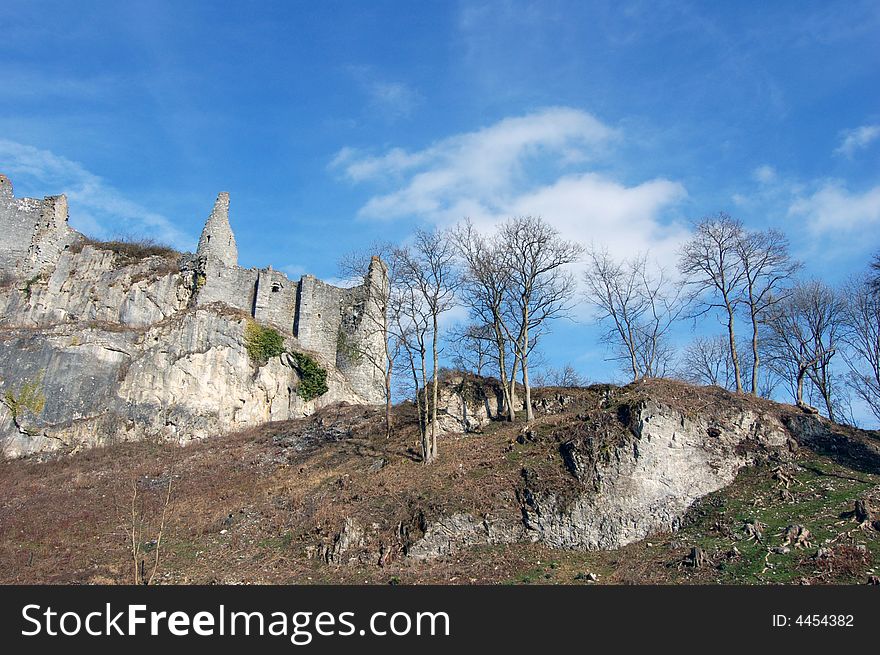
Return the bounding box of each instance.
[432,374,509,434]
[782,412,880,474]
[408,392,812,559]
[407,513,525,560]
[518,399,792,550]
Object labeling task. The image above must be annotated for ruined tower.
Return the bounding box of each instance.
[0,173,75,276]
[0,174,13,201]
[197,192,237,267]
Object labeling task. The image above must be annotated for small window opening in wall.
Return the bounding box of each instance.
[317,313,322,319]
[271,283,282,293]
[206,235,211,243]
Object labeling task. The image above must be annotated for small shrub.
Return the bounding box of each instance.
[244,320,286,365]
[2,371,47,429]
[290,351,329,401]
[22,274,42,300]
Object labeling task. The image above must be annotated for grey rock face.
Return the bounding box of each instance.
[407,513,525,560]
[432,375,509,435]
[520,399,791,550]
[324,518,366,563]
[0,301,372,458]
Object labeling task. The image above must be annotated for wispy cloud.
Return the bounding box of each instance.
[331,107,687,265]
[0,139,191,249]
[834,124,880,158]
[0,67,117,102]
[346,66,422,120]
[753,164,777,184]
[789,181,880,234]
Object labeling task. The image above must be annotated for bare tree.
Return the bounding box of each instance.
[679,335,736,388]
[679,334,778,397]
[765,279,845,419]
[394,229,459,463]
[548,363,586,387]
[736,229,800,395]
[125,463,175,585]
[497,216,583,421]
[394,281,430,443]
[447,323,494,377]
[842,273,880,422]
[870,251,880,292]
[583,248,683,381]
[679,213,747,392]
[453,219,517,420]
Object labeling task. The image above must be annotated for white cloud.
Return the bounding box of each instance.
[835,124,880,158]
[0,139,190,249]
[753,164,777,184]
[506,173,688,264]
[789,181,880,234]
[331,107,687,265]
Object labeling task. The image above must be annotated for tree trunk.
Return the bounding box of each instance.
[508,355,519,422]
[625,323,639,382]
[750,306,760,396]
[796,366,806,407]
[430,314,440,462]
[522,317,534,421]
[726,302,743,393]
[384,361,393,440]
[820,381,836,422]
[494,321,512,421]
[419,347,432,464]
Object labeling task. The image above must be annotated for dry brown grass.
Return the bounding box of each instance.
[70,236,181,281]
[72,236,179,261]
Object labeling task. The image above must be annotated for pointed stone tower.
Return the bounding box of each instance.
[196,192,238,267]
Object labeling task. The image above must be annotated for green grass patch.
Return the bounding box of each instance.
[258,532,294,550]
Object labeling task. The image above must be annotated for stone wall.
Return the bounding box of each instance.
[295,274,346,362]
[254,267,298,331]
[196,259,259,315]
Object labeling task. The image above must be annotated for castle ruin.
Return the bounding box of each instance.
[0,173,388,457]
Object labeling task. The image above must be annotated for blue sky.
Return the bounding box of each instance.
[1,1,879,398]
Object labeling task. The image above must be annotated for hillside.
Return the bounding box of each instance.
[2,378,879,585]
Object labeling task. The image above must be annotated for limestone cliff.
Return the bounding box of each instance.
[0,175,387,458]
